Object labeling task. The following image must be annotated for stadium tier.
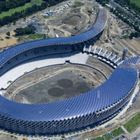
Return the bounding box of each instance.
[0,7,139,136]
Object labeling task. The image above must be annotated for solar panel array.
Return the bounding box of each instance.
[0,8,107,68]
[0,7,138,136]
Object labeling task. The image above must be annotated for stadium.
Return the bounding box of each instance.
[0,7,139,137]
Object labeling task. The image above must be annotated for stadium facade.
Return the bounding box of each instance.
[0,7,139,137]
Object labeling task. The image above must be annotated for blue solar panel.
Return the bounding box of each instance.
[0,66,137,122]
[0,8,107,67]
[0,7,138,136]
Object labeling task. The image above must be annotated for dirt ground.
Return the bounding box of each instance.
[5,59,112,104]
[0,0,98,50]
[0,0,140,139]
[0,32,17,50]
[96,10,140,57]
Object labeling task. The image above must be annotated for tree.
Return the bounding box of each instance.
[6,32,10,36]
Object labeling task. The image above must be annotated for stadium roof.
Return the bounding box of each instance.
[0,8,107,67]
[0,63,138,122]
[0,6,138,135]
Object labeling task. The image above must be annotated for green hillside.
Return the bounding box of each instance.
[130,0,140,8]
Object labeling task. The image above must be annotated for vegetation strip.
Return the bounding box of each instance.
[91,127,124,140]
[0,0,31,13]
[124,113,140,132]
[0,0,65,26]
[0,0,44,19]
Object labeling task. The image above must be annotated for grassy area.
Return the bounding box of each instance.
[91,137,104,140]
[91,127,124,140]
[72,1,84,8]
[103,133,113,140]
[91,112,140,140]
[130,0,140,8]
[27,34,46,40]
[17,34,46,42]
[0,0,44,19]
[124,113,140,132]
[111,127,124,137]
[102,128,124,140]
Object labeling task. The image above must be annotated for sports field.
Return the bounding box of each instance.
[130,0,140,8]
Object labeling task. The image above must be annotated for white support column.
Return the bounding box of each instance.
[98,48,102,55]
[117,61,123,66]
[110,54,117,61]
[93,46,97,54]
[83,45,86,52]
[103,50,108,57]
[114,57,121,63]
[106,52,112,59]
[88,45,92,53]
